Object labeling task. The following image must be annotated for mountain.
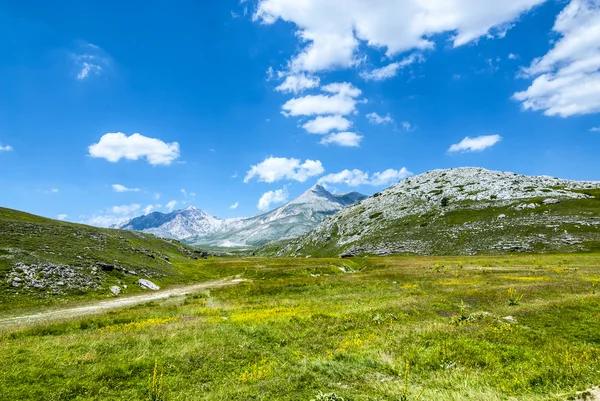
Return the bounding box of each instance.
[184,185,367,248]
[118,206,225,239]
[0,206,211,306]
[265,168,600,257]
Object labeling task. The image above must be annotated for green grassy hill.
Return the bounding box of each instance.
[0,207,238,313]
[265,168,600,258]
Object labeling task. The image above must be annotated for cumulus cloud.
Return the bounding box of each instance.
[318,167,413,187]
[360,53,423,81]
[244,156,325,183]
[258,188,289,211]
[230,202,239,209]
[321,82,362,97]
[282,82,362,116]
[166,200,178,212]
[508,53,519,60]
[591,127,600,132]
[276,74,320,93]
[112,184,140,193]
[366,112,393,125]
[319,132,363,147]
[513,0,600,117]
[154,193,161,200]
[302,115,352,134]
[254,0,546,73]
[448,135,502,153]
[88,133,180,166]
[0,144,13,152]
[57,214,68,221]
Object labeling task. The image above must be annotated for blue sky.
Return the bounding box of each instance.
[1,0,599,226]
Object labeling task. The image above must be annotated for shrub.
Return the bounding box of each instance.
[440,197,450,207]
[508,287,523,306]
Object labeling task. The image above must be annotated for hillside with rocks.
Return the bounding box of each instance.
[0,207,211,310]
[265,168,600,257]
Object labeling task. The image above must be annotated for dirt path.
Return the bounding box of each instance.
[0,278,245,329]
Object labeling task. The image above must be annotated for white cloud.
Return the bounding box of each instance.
[88,133,180,166]
[360,53,423,81]
[366,112,393,125]
[508,53,519,60]
[302,115,352,134]
[230,202,239,209]
[282,82,362,117]
[166,200,178,212]
[144,204,158,215]
[57,214,68,221]
[83,203,142,228]
[448,134,502,153]
[258,188,289,211]
[0,145,13,152]
[276,74,320,93]
[318,167,412,187]
[370,168,413,186]
[591,127,600,132]
[319,132,363,147]
[111,204,141,215]
[254,0,546,73]
[112,184,140,193]
[401,121,413,131]
[321,82,362,97]
[153,193,161,200]
[73,43,110,80]
[44,188,59,194]
[244,156,325,183]
[181,189,187,198]
[513,0,600,117]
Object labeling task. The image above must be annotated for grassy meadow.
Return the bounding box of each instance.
[1,254,600,400]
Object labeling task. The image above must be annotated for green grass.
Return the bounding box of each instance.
[0,207,245,314]
[1,254,600,400]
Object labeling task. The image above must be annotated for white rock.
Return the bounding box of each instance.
[109,286,121,295]
[137,279,160,291]
[543,198,560,205]
[498,214,506,219]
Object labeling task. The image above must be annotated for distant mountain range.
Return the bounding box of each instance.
[117,185,366,248]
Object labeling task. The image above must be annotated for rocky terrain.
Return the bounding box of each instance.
[0,207,209,308]
[265,168,600,257]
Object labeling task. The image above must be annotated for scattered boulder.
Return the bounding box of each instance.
[109,286,122,295]
[137,279,160,291]
[543,198,560,205]
[498,214,506,219]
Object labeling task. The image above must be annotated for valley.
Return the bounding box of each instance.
[1,168,600,400]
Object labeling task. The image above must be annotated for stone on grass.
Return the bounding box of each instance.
[109,286,121,295]
[137,279,160,291]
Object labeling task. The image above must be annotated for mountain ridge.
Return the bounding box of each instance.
[264,167,600,257]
